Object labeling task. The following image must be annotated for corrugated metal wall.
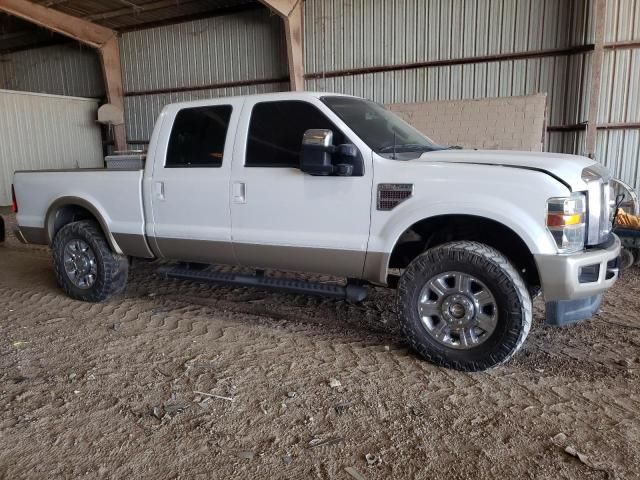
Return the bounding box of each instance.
[305,0,593,71]
[0,43,104,98]
[596,0,640,190]
[304,0,595,155]
[0,89,103,205]
[1,0,638,191]
[120,8,289,143]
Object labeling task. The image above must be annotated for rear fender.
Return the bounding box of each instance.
[45,196,123,254]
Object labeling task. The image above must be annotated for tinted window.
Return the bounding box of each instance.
[321,96,442,157]
[246,101,345,167]
[166,105,232,167]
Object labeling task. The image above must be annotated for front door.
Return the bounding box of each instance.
[148,98,243,264]
[230,96,373,278]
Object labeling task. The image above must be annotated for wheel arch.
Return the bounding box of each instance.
[369,214,541,289]
[45,197,122,254]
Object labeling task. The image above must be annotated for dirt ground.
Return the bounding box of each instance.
[1,213,639,480]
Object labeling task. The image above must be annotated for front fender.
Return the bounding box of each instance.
[362,155,573,284]
[364,194,566,285]
[376,199,557,256]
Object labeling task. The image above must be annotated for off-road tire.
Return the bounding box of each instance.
[52,220,129,302]
[397,241,532,371]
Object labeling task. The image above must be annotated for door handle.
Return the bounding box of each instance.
[154,181,165,200]
[233,182,246,204]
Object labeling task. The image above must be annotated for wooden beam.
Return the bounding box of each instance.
[260,0,304,91]
[586,0,606,158]
[86,0,200,22]
[0,0,127,150]
[259,0,297,17]
[0,0,114,48]
[42,0,72,7]
[99,36,127,151]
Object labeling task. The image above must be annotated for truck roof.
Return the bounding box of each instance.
[166,91,356,110]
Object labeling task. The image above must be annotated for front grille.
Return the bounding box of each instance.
[585,178,613,245]
[600,180,613,238]
[377,183,413,210]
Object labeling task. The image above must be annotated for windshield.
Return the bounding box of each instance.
[321,95,445,157]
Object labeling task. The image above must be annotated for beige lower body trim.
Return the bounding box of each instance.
[233,242,366,279]
[112,232,155,259]
[362,251,390,285]
[153,236,237,266]
[16,226,48,245]
[13,226,391,283]
[150,236,372,279]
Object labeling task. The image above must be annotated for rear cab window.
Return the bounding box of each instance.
[166,105,232,168]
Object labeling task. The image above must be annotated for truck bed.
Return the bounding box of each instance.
[13,168,146,249]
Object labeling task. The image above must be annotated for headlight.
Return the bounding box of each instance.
[546,193,586,253]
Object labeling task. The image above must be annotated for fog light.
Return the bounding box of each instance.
[579,264,600,283]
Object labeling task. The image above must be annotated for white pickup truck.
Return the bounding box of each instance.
[12,92,620,371]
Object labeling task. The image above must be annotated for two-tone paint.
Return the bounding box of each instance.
[13,91,619,303]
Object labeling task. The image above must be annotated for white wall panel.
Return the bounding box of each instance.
[0,89,103,205]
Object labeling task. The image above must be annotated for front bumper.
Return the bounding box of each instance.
[534,234,621,302]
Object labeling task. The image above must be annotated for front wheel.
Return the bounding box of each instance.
[52,220,129,302]
[397,241,532,371]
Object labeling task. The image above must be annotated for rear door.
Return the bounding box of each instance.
[148,98,243,264]
[229,96,373,278]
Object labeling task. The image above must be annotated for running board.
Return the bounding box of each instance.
[158,265,369,303]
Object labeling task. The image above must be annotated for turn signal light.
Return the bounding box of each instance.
[546,213,584,227]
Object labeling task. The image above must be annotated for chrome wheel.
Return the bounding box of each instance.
[63,239,98,289]
[417,271,498,350]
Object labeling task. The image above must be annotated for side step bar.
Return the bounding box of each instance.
[159,264,369,303]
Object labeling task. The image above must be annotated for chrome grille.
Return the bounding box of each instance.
[377,183,413,211]
[600,180,613,240]
[583,164,613,246]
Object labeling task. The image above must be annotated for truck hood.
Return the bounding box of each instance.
[417,149,596,191]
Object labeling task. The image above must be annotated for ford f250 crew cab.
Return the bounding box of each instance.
[12,92,621,371]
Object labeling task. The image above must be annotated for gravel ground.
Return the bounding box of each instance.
[1,213,639,479]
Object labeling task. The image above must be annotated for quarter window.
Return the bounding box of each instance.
[246,101,345,167]
[166,105,232,168]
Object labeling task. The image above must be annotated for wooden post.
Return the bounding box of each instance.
[586,0,606,158]
[0,0,128,151]
[99,37,126,151]
[259,0,304,91]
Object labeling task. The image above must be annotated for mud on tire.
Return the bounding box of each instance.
[52,220,129,302]
[397,241,532,371]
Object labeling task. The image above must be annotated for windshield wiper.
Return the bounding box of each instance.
[428,145,463,151]
[379,143,435,153]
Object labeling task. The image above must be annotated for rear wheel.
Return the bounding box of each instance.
[397,241,532,371]
[52,220,129,302]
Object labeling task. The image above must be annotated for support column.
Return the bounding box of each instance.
[99,37,127,151]
[586,0,606,158]
[260,0,304,91]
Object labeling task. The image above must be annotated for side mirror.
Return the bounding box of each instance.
[337,143,358,158]
[300,129,334,175]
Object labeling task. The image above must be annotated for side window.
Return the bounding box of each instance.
[246,101,345,167]
[166,105,232,168]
